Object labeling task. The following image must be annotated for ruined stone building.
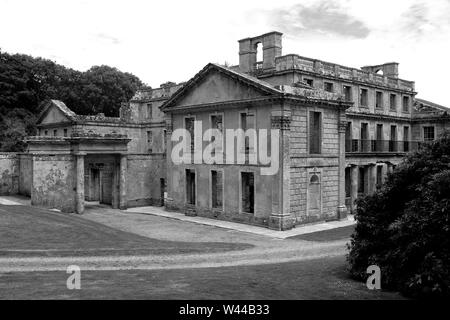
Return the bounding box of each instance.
[1,31,449,230]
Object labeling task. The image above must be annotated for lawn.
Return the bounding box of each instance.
[288,225,355,242]
[0,255,404,299]
[0,205,253,257]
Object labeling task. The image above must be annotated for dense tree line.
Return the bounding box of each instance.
[0,50,144,151]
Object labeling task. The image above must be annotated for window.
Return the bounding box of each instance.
[375,91,383,109]
[304,78,314,87]
[210,114,223,155]
[186,169,196,205]
[185,117,195,153]
[423,126,435,142]
[360,123,369,152]
[53,129,57,136]
[360,88,368,107]
[403,126,410,152]
[402,96,410,112]
[390,126,397,152]
[44,130,48,136]
[162,129,167,152]
[63,129,68,137]
[147,131,153,153]
[211,170,223,209]
[390,94,397,110]
[343,85,352,102]
[146,103,152,119]
[345,168,351,198]
[324,82,333,93]
[309,111,322,154]
[358,167,365,194]
[241,172,254,214]
[376,166,383,189]
[240,112,255,153]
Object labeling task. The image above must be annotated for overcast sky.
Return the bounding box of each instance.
[1,0,449,106]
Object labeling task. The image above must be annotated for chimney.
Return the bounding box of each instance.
[239,31,283,73]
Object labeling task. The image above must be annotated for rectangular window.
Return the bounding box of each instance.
[324,82,333,92]
[162,129,167,152]
[186,169,196,205]
[304,78,314,87]
[211,114,223,155]
[345,167,351,198]
[390,94,397,110]
[360,88,368,107]
[185,117,195,153]
[63,129,68,137]
[211,170,223,209]
[423,126,435,142]
[375,124,383,152]
[376,166,383,189]
[240,113,255,153]
[241,172,254,214]
[390,126,397,152]
[360,123,369,152]
[403,126,410,152]
[147,131,153,153]
[343,85,352,102]
[147,103,152,119]
[309,111,322,154]
[402,96,410,112]
[358,167,365,194]
[53,129,57,137]
[375,91,383,109]
[44,130,48,136]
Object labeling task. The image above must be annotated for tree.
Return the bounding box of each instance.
[347,132,450,298]
[0,50,144,151]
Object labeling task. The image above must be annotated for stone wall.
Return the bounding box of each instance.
[31,154,76,212]
[0,153,19,195]
[289,105,341,224]
[18,154,32,196]
[127,154,166,207]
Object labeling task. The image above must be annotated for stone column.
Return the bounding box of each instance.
[337,114,348,219]
[111,157,119,209]
[350,165,358,213]
[75,153,85,214]
[268,107,294,230]
[119,154,127,210]
[164,116,175,210]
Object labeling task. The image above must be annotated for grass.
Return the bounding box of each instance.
[0,255,404,300]
[0,205,253,257]
[288,225,355,242]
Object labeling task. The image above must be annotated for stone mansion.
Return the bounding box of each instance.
[1,32,449,230]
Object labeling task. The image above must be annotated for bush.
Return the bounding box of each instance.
[347,132,450,298]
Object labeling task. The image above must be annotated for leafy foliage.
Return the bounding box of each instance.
[347,132,450,298]
[0,50,144,151]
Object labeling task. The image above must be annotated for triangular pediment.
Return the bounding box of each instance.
[161,63,281,110]
[37,100,77,125]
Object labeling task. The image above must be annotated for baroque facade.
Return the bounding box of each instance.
[1,31,449,230]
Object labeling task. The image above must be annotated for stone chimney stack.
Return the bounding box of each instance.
[239,31,283,73]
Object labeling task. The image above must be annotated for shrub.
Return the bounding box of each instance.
[347,132,450,298]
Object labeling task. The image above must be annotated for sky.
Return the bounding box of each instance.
[1,0,449,106]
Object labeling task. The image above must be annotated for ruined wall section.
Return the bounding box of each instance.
[18,154,33,196]
[127,154,166,207]
[31,154,76,213]
[0,153,19,195]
